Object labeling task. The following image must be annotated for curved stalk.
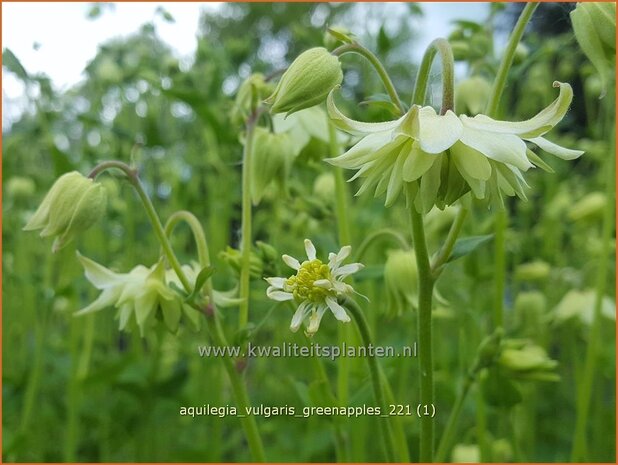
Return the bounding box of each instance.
[332,42,404,113]
[355,229,411,262]
[431,207,469,276]
[164,211,210,271]
[411,38,455,114]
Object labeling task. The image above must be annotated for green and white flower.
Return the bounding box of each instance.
[265,239,363,335]
[75,253,202,336]
[327,81,583,210]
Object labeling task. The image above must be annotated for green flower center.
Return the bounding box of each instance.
[286,259,332,303]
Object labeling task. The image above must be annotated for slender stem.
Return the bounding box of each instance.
[355,229,410,262]
[328,119,353,410]
[344,298,400,462]
[89,160,192,292]
[239,116,258,329]
[435,374,474,462]
[332,42,404,113]
[407,185,435,463]
[493,210,507,329]
[431,207,468,276]
[164,211,210,270]
[411,38,455,114]
[571,88,615,462]
[485,2,539,117]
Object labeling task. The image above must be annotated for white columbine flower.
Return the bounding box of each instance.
[75,253,202,336]
[265,239,364,336]
[327,81,583,211]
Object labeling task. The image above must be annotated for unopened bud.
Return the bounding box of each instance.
[265,47,343,116]
[23,171,107,252]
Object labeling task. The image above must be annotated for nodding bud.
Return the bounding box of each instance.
[570,2,616,96]
[23,171,107,252]
[383,249,418,318]
[250,127,295,205]
[265,47,343,116]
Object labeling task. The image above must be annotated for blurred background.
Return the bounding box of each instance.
[2,2,615,463]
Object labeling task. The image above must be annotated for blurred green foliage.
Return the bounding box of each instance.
[2,3,615,463]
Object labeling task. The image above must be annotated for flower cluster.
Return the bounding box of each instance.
[265,239,363,336]
[327,81,583,211]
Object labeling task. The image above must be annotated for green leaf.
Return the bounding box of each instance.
[185,266,215,303]
[326,28,354,45]
[2,48,29,81]
[447,234,493,263]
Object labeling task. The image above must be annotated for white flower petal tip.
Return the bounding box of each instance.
[282,254,301,270]
[304,239,317,260]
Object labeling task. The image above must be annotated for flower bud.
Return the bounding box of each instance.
[23,171,107,252]
[6,176,36,200]
[514,260,551,281]
[250,127,295,205]
[498,340,558,382]
[451,444,480,463]
[231,73,273,125]
[313,172,336,203]
[570,2,616,96]
[568,192,606,222]
[265,47,343,116]
[514,291,546,338]
[219,246,263,279]
[455,76,492,115]
[383,249,418,318]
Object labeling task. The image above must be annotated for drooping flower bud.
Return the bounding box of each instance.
[570,2,616,96]
[250,127,295,205]
[455,76,492,116]
[265,47,343,116]
[231,73,274,125]
[23,171,107,252]
[383,249,418,317]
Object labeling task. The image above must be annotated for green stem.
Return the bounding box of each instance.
[485,2,539,117]
[355,229,410,262]
[408,192,435,463]
[239,116,258,329]
[435,374,474,462]
[571,88,615,462]
[431,207,468,276]
[88,161,192,293]
[411,38,455,114]
[328,119,353,410]
[164,211,211,270]
[344,298,401,462]
[332,42,404,114]
[493,210,507,329]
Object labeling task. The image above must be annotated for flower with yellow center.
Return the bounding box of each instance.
[265,239,364,335]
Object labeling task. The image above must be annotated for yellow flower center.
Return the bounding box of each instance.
[286,259,332,303]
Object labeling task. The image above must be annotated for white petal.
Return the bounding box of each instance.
[313,279,332,289]
[76,251,122,289]
[74,288,118,316]
[460,126,533,171]
[449,141,492,181]
[327,88,403,135]
[265,277,286,288]
[385,150,406,207]
[334,263,364,277]
[417,154,444,212]
[527,136,584,160]
[418,108,462,153]
[307,305,328,335]
[325,131,392,169]
[267,288,294,301]
[290,301,310,332]
[459,82,573,138]
[282,254,301,270]
[402,141,438,182]
[117,303,133,330]
[304,239,317,260]
[325,296,351,323]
